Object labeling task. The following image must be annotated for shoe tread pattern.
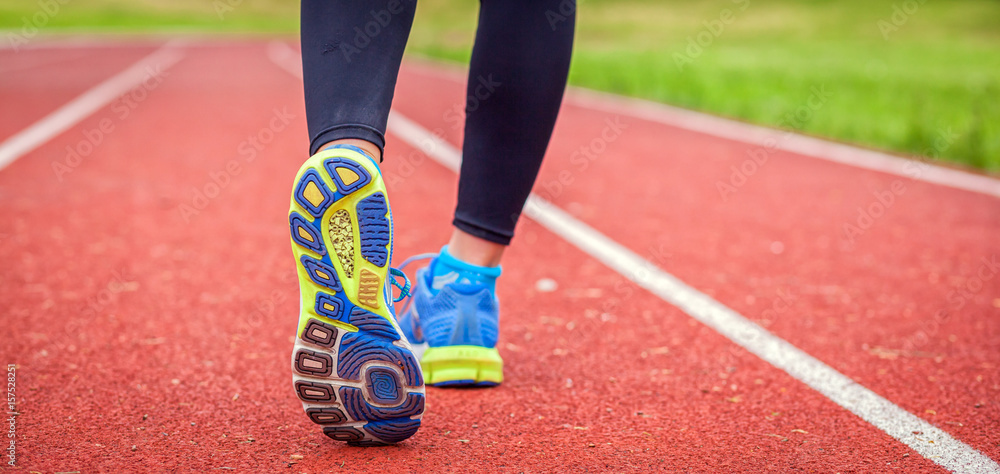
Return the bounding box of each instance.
[290,149,423,445]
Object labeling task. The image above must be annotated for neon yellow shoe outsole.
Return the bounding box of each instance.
[288,144,424,445]
[420,345,503,386]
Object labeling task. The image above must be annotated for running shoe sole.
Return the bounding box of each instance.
[288,145,424,445]
[421,345,503,387]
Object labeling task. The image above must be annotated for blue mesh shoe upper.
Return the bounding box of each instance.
[398,247,500,348]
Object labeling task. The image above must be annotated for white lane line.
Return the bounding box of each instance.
[387,111,1000,474]
[400,57,1000,201]
[568,88,1000,200]
[0,41,186,171]
[266,41,301,80]
[267,41,1000,473]
[0,34,204,51]
[0,35,264,52]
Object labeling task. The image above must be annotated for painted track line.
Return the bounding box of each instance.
[0,34,195,51]
[0,41,185,171]
[386,113,999,474]
[568,88,1000,200]
[401,58,1000,201]
[267,41,999,473]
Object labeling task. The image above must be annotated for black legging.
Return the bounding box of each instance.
[301,0,575,245]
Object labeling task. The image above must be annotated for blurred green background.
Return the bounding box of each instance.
[2,0,998,171]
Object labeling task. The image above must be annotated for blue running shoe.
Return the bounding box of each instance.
[288,144,424,445]
[397,246,503,387]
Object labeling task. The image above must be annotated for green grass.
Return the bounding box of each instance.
[2,0,999,170]
[0,0,297,33]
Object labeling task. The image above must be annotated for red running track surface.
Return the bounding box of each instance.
[1,40,997,472]
[0,45,158,139]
